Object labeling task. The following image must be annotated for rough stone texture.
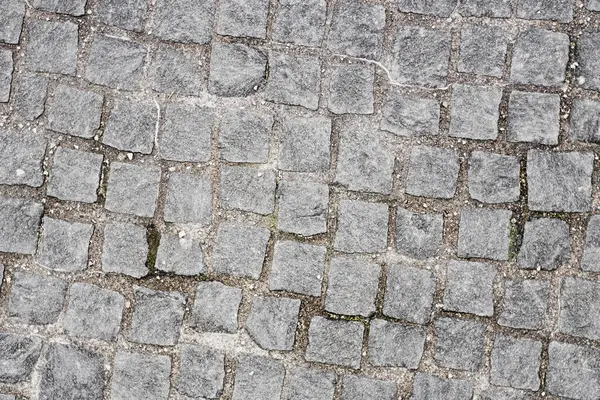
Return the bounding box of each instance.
[37,217,93,272]
[217,0,269,39]
[220,166,275,215]
[341,375,397,400]
[547,342,600,400]
[325,256,381,317]
[468,152,520,204]
[380,90,440,136]
[508,91,560,145]
[8,272,67,325]
[457,208,511,261]
[269,240,327,297]
[0,0,25,44]
[479,387,527,400]
[191,281,242,333]
[510,28,569,86]
[110,351,171,400]
[128,286,186,346]
[582,215,600,272]
[47,147,103,203]
[558,277,600,340]
[12,73,48,121]
[38,343,104,400]
[368,319,426,369]
[411,374,473,400]
[85,34,146,90]
[164,173,213,224]
[159,103,212,162]
[212,223,270,279]
[434,318,486,371]
[383,263,436,325]
[328,63,374,115]
[279,116,331,173]
[449,84,502,140]
[63,282,125,341]
[149,43,204,96]
[578,32,600,92]
[589,0,600,10]
[527,150,593,212]
[97,0,148,31]
[498,279,550,330]
[47,85,103,139]
[305,317,364,369]
[219,109,272,163]
[396,208,444,259]
[406,145,460,199]
[152,0,214,44]
[282,367,335,400]
[277,181,328,237]
[570,99,600,143]
[458,24,508,77]
[272,0,327,47]
[155,234,206,276]
[444,260,496,316]
[176,344,225,399]
[515,0,573,22]
[103,98,155,154]
[517,218,571,271]
[105,162,161,218]
[208,43,266,97]
[398,0,457,16]
[26,19,78,75]
[0,50,12,103]
[0,197,43,254]
[0,394,14,400]
[327,0,386,59]
[0,334,42,383]
[33,0,86,15]
[0,130,47,187]
[490,335,542,391]
[334,199,388,253]
[101,222,148,278]
[232,355,285,400]
[391,26,451,87]
[246,295,301,351]
[265,52,321,110]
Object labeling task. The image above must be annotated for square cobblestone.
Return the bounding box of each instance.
[305,316,364,369]
[282,367,335,400]
[325,256,381,317]
[406,145,459,199]
[341,375,397,400]
[457,208,511,260]
[498,279,550,330]
[220,166,275,215]
[411,374,473,400]
[246,295,300,351]
[479,387,527,400]
[570,99,600,143]
[159,103,212,163]
[164,173,212,224]
[449,84,502,140]
[381,90,440,136]
[368,319,426,368]
[0,130,46,187]
[0,197,43,254]
[155,234,206,276]
[191,281,242,333]
[47,85,103,139]
[0,0,24,44]
[508,91,560,145]
[176,344,225,399]
[527,150,593,212]
[47,147,103,204]
[217,0,269,39]
[515,0,573,22]
[578,32,600,91]
[63,282,125,341]
[32,0,86,15]
[128,286,186,346]
[97,0,148,31]
[547,342,600,400]
[468,151,520,204]
[232,355,285,400]
[103,98,155,154]
[398,0,457,16]
[26,19,78,75]
[149,43,204,96]
[212,222,270,279]
[105,162,161,218]
[328,63,374,115]
[151,0,214,44]
[0,333,42,383]
[101,222,148,278]
[490,335,542,391]
[278,180,328,237]
[110,351,171,400]
[269,240,327,296]
[396,208,444,259]
[458,24,508,78]
[327,0,386,59]
[279,116,331,173]
[589,0,600,10]
[383,263,436,325]
[219,109,272,163]
[517,218,571,271]
[272,0,326,47]
[37,217,93,272]
[582,215,600,272]
[265,52,321,110]
[12,73,48,121]
[334,199,388,253]
[0,50,12,103]
[208,43,266,97]
[444,260,496,316]
[8,272,67,325]
[434,317,486,371]
[558,277,600,340]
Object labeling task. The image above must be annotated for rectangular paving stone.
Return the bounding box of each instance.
[411,373,473,400]
[8,272,67,325]
[101,222,148,278]
[246,295,300,351]
[457,208,511,261]
[578,32,600,91]
[176,344,225,399]
[220,166,275,215]
[570,99,600,143]
[450,84,502,140]
[47,147,103,203]
[444,260,496,316]
[191,281,242,333]
[0,130,46,187]
[334,199,388,253]
[383,263,436,324]
[164,172,212,224]
[328,63,374,115]
[47,85,103,139]
[515,0,573,22]
[0,334,42,383]
[26,19,78,75]
[149,43,205,96]
[458,1,512,18]
[490,335,542,391]
[479,387,527,400]
[105,162,161,218]
[155,234,206,276]
[277,180,328,237]
[508,91,560,145]
[219,108,272,163]
[12,73,48,121]
[217,0,269,39]
[97,0,148,31]
[103,98,155,154]
[547,341,600,400]
[305,316,364,369]
[265,52,321,110]
[32,0,86,15]
[434,317,486,371]
[498,279,550,330]
[380,90,440,136]
[368,319,425,369]
[0,0,25,44]
[582,215,600,272]
[110,351,171,400]
[272,0,327,47]
[406,145,459,199]
[0,197,43,254]
[279,116,331,173]
[517,218,571,271]
[468,151,520,204]
[269,240,327,297]
[341,375,397,400]
[152,0,214,44]
[282,367,335,400]
[63,282,125,341]
[396,208,443,259]
[36,217,93,272]
[159,103,212,162]
[0,50,12,102]
[232,355,285,400]
[558,277,600,340]
[527,150,593,212]
[459,25,507,78]
[398,0,457,16]
[208,43,266,97]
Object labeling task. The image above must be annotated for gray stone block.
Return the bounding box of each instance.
[0,394,14,400]
[434,317,486,371]
[479,387,527,400]
[8,272,67,325]
[380,90,440,136]
[232,355,285,400]
[490,335,542,391]
[103,98,155,154]
[149,43,204,96]
[110,351,171,400]
[589,0,600,10]
[527,150,593,212]
[164,173,213,224]
[208,43,266,97]
[498,279,550,330]
[219,109,272,163]
[155,234,206,276]
[328,63,374,115]
[26,19,78,75]
[32,0,86,15]
[101,222,148,278]
[0,50,12,102]
[558,277,600,340]
[468,151,520,204]
[341,375,397,400]
[449,84,502,140]
[383,263,436,324]
[547,341,600,400]
[105,162,161,218]
[220,166,275,215]
[0,0,24,44]
[212,223,270,279]
[37,217,93,272]
[459,24,507,78]
[246,295,300,351]
[570,99,600,143]
[47,85,103,139]
[282,367,335,400]
[279,116,331,173]
[0,197,43,254]
[269,240,327,296]
[517,218,571,271]
[398,0,457,16]
[265,52,321,110]
[368,319,426,369]
[582,215,600,272]
[334,199,388,253]
[217,0,269,39]
[578,32,600,91]
[272,0,327,47]
[458,0,512,17]
[277,180,328,237]
[515,0,573,22]
[508,91,560,145]
[12,73,48,120]
[411,374,473,400]
[0,334,42,383]
[406,145,459,199]
[176,344,225,399]
[396,208,444,259]
[457,208,511,261]
[152,0,214,44]
[97,0,148,31]
[63,282,124,341]
[0,130,46,187]
[444,260,496,316]
[305,316,364,369]
[159,103,213,162]
[47,147,103,203]
[191,281,242,333]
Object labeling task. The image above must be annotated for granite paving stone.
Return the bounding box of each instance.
[383,263,436,325]
[26,19,78,75]
[36,217,93,272]
[368,319,426,369]
[517,218,571,270]
[32,0,86,15]
[396,208,444,259]
[449,84,502,140]
[406,145,460,199]
[582,215,600,272]
[498,279,550,330]
[479,387,527,400]
[0,197,43,254]
[341,375,397,400]
[220,166,275,215]
[8,272,67,325]
[546,341,600,400]
[155,234,206,276]
[105,162,161,218]
[515,0,573,22]
[434,317,487,371]
[277,180,329,237]
[578,32,600,91]
[101,222,149,278]
[444,260,496,316]
[458,24,508,77]
[0,334,42,383]
[468,152,520,204]
[508,91,560,145]
[334,199,388,253]
[490,335,542,391]
[0,130,47,187]
[219,109,272,163]
[103,98,156,154]
[589,0,600,10]
[279,116,331,173]
[272,0,327,47]
[380,90,440,136]
[208,43,266,97]
[159,103,213,162]
[149,43,204,96]
[12,73,48,120]
[305,316,364,369]
[232,355,285,400]
[164,173,213,224]
[0,50,12,103]
[47,147,103,203]
[398,0,457,16]
[110,351,171,400]
[217,0,269,39]
[457,208,511,260]
[97,0,148,32]
[151,0,214,43]
[269,240,327,296]
[265,52,321,110]
[245,295,300,350]
[328,63,374,115]
[411,374,473,400]
[47,85,103,139]
[191,281,242,333]
[558,277,600,340]
[0,0,25,44]
[176,344,225,399]
[282,367,335,400]
[570,99,600,143]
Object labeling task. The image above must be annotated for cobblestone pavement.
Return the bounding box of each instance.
[2,0,600,399]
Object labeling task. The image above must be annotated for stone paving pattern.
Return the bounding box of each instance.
[1,0,600,399]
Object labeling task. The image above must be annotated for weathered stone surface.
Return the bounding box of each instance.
[155,234,206,276]
[101,222,148,278]
[457,208,511,261]
[396,208,443,259]
[328,63,374,115]
[0,50,12,102]
[110,351,171,400]
[176,344,225,399]
[191,281,242,333]
[411,374,473,400]
[517,218,571,271]
[105,162,161,218]
[26,19,78,75]
[479,387,527,400]
[334,199,388,253]
[570,99,600,143]
[0,130,46,187]
[368,319,425,369]
[589,0,600,10]
[457,0,512,17]
[515,0,573,22]
[0,394,15,400]
[269,240,327,296]
[217,0,269,39]
[219,109,272,163]
[547,341,600,400]
[0,197,43,254]
[265,52,321,110]
[232,355,285,400]
[279,116,331,173]
[490,335,542,391]
[558,277,600,340]
[212,223,270,279]
[97,0,148,31]
[12,73,48,120]
[406,145,460,199]
[220,166,275,215]
[341,375,397,400]
[458,24,508,77]
[149,43,204,96]
[277,181,328,237]
[380,90,440,136]
[37,217,93,272]
[383,263,436,325]
[398,0,457,16]
[33,0,86,15]
[498,279,550,330]
[468,152,520,204]
[282,367,335,400]
[159,103,212,162]
[164,173,213,224]
[582,215,600,272]
[9,272,67,325]
[449,84,502,140]
[578,32,600,91]
[47,85,103,139]
[208,43,266,97]
[103,98,155,154]
[246,295,300,351]
[152,0,214,44]
[508,91,560,145]
[272,0,326,46]
[444,260,496,316]
[47,147,103,203]
[434,317,486,371]
[0,0,25,44]
[305,317,364,369]
[0,334,42,383]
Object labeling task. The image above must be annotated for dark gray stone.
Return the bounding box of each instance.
[212,223,270,279]
[411,374,473,400]
[498,279,550,330]
[383,263,436,325]
[47,147,103,203]
[570,99,600,143]
[582,215,600,272]
[246,295,300,351]
[434,317,486,371]
[458,1,512,18]
[110,351,171,400]
[9,272,67,325]
[459,24,508,78]
[155,234,206,276]
[265,52,321,110]
[0,197,43,254]
[396,208,444,259]
[103,98,155,154]
[219,109,272,163]
[149,43,204,96]
[176,344,225,399]
[282,367,335,400]
[191,281,242,333]
[97,0,148,31]
[101,222,148,278]
[269,240,327,296]
[381,90,440,136]
[368,319,426,369]
[32,0,86,15]
[208,43,266,97]
[277,180,328,237]
[515,0,573,22]
[0,334,42,383]
[547,341,600,400]
[457,208,511,261]
[490,335,542,391]
[444,260,496,316]
[232,355,285,400]
[325,256,381,317]
[26,19,78,75]
[398,0,457,16]
[468,151,520,204]
[527,150,593,212]
[341,375,397,400]
[272,0,327,47]
[63,282,125,341]
[47,85,103,139]
[152,0,214,44]
[279,116,331,173]
[578,32,600,91]
[0,130,46,187]
[216,0,269,39]
[0,0,24,44]
[508,91,560,145]
[220,166,275,215]
[328,63,374,115]
[406,145,459,199]
[164,173,213,224]
[159,103,213,163]
[449,84,502,140]
[334,199,388,253]
[37,217,93,272]
[517,218,571,271]
[305,316,364,369]
[558,277,600,340]
[0,50,12,102]
[105,162,161,218]
[12,73,48,120]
